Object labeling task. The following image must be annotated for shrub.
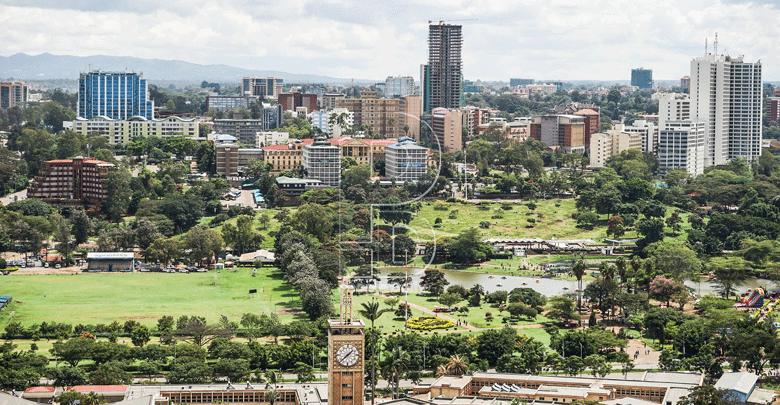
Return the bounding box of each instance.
[448,210,459,219]
[0,258,5,269]
[433,202,450,211]
[406,316,455,331]
[479,221,491,229]
[501,202,513,210]
[478,205,490,211]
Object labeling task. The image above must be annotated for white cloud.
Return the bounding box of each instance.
[1,0,779,81]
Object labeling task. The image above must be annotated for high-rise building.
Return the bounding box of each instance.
[427,23,463,111]
[690,54,762,165]
[421,64,431,114]
[242,77,284,98]
[680,76,691,93]
[658,121,707,175]
[214,106,282,146]
[0,81,27,110]
[631,68,653,89]
[400,96,422,141]
[573,109,600,147]
[510,78,534,87]
[303,136,341,187]
[336,91,400,137]
[659,93,691,130]
[431,107,463,152]
[386,137,428,183]
[278,93,317,112]
[28,157,116,209]
[321,93,346,110]
[768,97,780,123]
[384,76,415,98]
[77,71,154,120]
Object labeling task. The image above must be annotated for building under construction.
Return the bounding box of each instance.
[425,23,463,113]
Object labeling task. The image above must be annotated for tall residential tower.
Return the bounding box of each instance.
[689,54,762,165]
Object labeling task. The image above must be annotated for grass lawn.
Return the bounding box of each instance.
[0,267,309,329]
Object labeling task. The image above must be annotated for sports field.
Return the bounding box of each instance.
[0,267,311,328]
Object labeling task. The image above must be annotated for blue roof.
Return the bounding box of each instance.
[0,295,11,300]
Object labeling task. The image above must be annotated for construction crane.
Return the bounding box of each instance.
[428,19,478,25]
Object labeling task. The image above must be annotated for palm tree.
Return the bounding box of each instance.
[359,300,390,405]
[616,257,627,291]
[265,369,280,389]
[445,354,469,376]
[630,256,642,294]
[264,390,280,405]
[435,364,447,377]
[572,256,587,310]
[380,347,411,399]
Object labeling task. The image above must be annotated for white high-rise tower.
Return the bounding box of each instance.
[689,54,762,166]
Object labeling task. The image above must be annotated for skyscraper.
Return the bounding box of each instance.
[690,54,762,166]
[77,71,154,120]
[0,81,27,110]
[426,23,463,112]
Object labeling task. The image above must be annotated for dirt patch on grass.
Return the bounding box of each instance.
[276,307,304,316]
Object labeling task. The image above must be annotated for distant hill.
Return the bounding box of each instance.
[0,53,369,84]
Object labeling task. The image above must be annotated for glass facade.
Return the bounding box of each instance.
[77,71,154,119]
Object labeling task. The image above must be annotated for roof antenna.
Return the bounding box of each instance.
[705,37,708,55]
[714,32,718,55]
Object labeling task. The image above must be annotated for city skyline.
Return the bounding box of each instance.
[2,1,780,82]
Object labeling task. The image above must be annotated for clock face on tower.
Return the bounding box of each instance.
[336,343,360,367]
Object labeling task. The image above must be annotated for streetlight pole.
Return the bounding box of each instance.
[404,249,409,329]
[579,342,583,359]
[561,334,565,359]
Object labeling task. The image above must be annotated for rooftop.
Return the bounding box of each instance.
[714,372,758,395]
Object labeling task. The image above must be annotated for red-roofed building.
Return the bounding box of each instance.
[574,108,600,146]
[28,157,116,209]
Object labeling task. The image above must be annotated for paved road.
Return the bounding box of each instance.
[0,188,26,205]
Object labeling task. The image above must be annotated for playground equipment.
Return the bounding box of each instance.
[743,288,765,308]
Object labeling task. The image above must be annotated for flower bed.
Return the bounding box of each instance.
[406,316,455,331]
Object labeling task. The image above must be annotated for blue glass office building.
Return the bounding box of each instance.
[78,71,154,119]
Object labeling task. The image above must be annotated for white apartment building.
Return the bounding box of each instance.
[623,120,657,153]
[385,137,428,183]
[658,121,707,176]
[384,76,415,98]
[255,131,290,148]
[65,116,200,145]
[658,93,691,130]
[307,108,354,138]
[589,128,643,168]
[302,137,341,187]
[690,54,762,166]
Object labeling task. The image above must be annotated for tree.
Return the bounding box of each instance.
[507,302,537,320]
[547,296,581,326]
[606,215,625,238]
[380,347,411,398]
[450,227,492,264]
[70,208,91,245]
[102,168,133,221]
[708,257,749,298]
[130,325,151,347]
[183,226,223,266]
[49,366,89,387]
[298,277,333,320]
[90,363,132,385]
[388,272,412,294]
[646,242,701,280]
[52,338,94,367]
[563,356,585,376]
[177,318,232,347]
[677,386,739,405]
[584,354,610,378]
[420,268,450,296]
[157,316,175,336]
[290,203,333,242]
[445,354,469,376]
[666,211,683,236]
[158,194,205,233]
[212,358,251,382]
[294,362,315,383]
[144,238,181,266]
[438,292,462,309]
[572,257,587,310]
[649,276,685,307]
[359,300,390,405]
[221,213,264,255]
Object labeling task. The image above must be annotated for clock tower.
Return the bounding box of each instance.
[328,289,365,405]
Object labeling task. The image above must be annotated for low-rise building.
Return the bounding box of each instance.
[66,116,200,145]
[530,115,586,152]
[386,137,428,183]
[279,93,317,113]
[589,126,643,168]
[432,107,463,152]
[256,131,290,148]
[28,157,116,209]
[336,91,401,138]
[623,120,657,153]
[206,95,260,112]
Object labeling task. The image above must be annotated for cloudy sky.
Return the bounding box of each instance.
[2,0,780,81]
